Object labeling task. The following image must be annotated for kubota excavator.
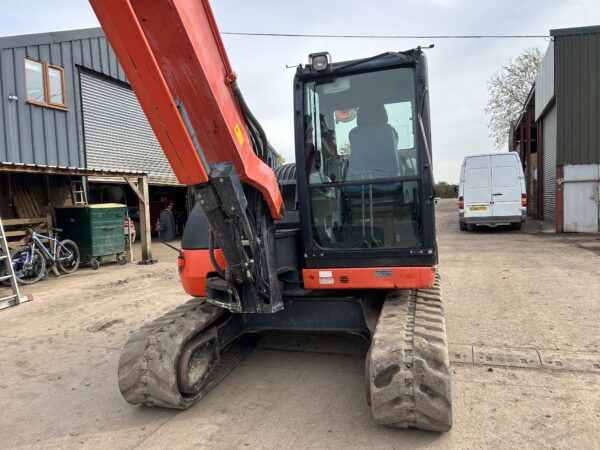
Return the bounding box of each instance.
[90,0,452,432]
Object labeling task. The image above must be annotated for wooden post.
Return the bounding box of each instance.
[44,174,51,206]
[138,176,153,263]
[7,172,13,207]
[123,175,154,264]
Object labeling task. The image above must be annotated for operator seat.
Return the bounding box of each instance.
[347,104,399,180]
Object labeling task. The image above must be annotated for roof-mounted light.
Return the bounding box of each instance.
[308,52,331,72]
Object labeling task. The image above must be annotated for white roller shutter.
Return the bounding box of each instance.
[80,71,179,185]
[543,105,557,223]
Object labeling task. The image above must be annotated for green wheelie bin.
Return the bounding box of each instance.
[55,204,127,269]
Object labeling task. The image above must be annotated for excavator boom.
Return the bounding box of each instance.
[89,0,284,219]
[91,0,285,314]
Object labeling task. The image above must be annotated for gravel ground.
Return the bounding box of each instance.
[1,198,599,449]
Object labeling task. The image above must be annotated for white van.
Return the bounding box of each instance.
[458,152,527,230]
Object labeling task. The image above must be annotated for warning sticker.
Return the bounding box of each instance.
[234,123,244,146]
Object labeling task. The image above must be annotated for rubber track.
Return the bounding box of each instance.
[368,274,453,432]
[118,297,248,409]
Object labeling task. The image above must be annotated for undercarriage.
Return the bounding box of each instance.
[118,275,452,432]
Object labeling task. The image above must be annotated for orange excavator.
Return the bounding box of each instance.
[90,0,452,431]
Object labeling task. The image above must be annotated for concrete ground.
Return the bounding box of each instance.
[1,199,599,449]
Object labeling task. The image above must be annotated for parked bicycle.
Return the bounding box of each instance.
[1,226,80,285]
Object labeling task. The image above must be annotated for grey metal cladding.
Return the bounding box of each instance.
[534,41,554,121]
[0,28,127,168]
[555,32,600,165]
[80,71,178,185]
[543,105,557,224]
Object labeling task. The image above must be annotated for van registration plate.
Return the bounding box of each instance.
[468,205,488,212]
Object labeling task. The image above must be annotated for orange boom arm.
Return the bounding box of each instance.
[89,0,284,219]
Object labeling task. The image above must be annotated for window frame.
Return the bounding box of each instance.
[46,64,67,108]
[24,57,68,111]
[24,58,47,107]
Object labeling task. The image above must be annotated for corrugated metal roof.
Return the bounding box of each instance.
[0,161,146,177]
[0,28,104,50]
[550,25,600,38]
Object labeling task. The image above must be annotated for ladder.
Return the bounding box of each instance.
[0,215,31,310]
[70,178,88,205]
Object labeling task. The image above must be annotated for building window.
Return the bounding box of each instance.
[25,58,67,109]
[25,59,45,103]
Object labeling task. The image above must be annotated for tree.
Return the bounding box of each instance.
[275,152,285,166]
[434,181,458,198]
[485,47,543,149]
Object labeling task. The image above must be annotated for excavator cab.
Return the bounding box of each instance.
[294,50,438,289]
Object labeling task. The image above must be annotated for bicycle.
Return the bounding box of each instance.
[1,226,80,285]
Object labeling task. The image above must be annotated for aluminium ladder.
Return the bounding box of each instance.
[70,179,88,205]
[0,215,31,310]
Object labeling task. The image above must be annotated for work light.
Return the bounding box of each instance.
[308,52,331,72]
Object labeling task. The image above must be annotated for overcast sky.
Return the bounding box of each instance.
[2,0,600,182]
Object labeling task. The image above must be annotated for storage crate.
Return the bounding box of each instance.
[55,204,127,268]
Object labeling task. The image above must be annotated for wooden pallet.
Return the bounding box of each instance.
[12,187,42,219]
[3,216,54,250]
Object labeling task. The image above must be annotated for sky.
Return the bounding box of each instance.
[2,0,600,183]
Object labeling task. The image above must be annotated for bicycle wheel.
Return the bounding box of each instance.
[57,239,80,274]
[11,247,46,285]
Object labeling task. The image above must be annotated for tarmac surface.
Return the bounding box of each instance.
[1,198,599,449]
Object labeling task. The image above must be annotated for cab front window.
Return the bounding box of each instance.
[304,67,422,251]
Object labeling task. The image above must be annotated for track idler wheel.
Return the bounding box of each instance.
[177,329,220,395]
[117,298,225,409]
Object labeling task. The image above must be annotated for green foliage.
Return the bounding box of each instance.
[275,153,285,166]
[435,181,458,198]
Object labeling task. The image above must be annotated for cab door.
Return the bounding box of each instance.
[490,154,522,217]
[463,156,492,218]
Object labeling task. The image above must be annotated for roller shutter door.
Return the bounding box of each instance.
[80,71,179,185]
[543,105,557,223]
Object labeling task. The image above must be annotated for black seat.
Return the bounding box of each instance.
[347,104,399,180]
[51,227,63,233]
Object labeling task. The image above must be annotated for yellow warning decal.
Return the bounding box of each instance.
[234,123,244,146]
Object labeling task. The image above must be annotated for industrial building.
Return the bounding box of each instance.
[0,27,193,258]
[512,25,600,233]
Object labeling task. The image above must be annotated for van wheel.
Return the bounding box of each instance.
[467,224,476,231]
[460,222,468,231]
[511,222,522,230]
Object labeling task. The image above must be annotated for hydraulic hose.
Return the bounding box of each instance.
[231,81,269,163]
[208,229,226,279]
